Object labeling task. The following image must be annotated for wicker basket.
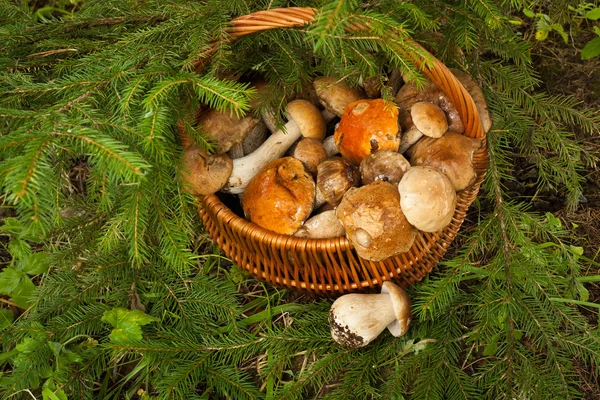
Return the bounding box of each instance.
[191,7,488,297]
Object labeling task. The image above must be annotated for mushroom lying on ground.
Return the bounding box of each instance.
[180,145,233,196]
[329,281,412,347]
[407,131,483,191]
[398,166,457,232]
[294,210,346,239]
[291,138,328,176]
[336,181,417,261]
[316,157,361,206]
[222,99,326,194]
[398,101,448,153]
[334,99,401,165]
[241,157,315,235]
[313,77,365,117]
[360,149,411,185]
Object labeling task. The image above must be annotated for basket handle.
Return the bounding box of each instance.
[189,7,486,143]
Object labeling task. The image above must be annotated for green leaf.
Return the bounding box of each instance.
[10,275,36,308]
[585,8,600,20]
[483,340,499,356]
[523,8,535,18]
[101,308,157,343]
[594,26,600,37]
[569,245,584,256]
[0,267,25,295]
[576,282,590,302]
[8,238,31,259]
[582,37,600,60]
[42,387,68,400]
[19,252,51,275]
[0,217,23,235]
[0,309,13,330]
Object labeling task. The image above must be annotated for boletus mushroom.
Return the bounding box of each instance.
[222,99,326,194]
[291,138,328,176]
[313,76,366,117]
[336,181,417,261]
[398,101,448,153]
[406,131,483,191]
[197,108,266,154]
[329,281,412,347]
[398,166,456,232]
[360,149,411,185]
[316,157,361,206]
[179,145,233,196]
[241,157,315,235]
[334,99,401,165]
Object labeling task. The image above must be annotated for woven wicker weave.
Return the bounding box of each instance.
[192,7,489,296]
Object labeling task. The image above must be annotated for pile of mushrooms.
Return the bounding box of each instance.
[179,69,491,346]
[180,70,490,257]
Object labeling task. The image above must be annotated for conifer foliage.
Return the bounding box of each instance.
[1,0,600,399]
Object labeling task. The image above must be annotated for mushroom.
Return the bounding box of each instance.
[406,131,483,191]
[334,99,401,165]
[316,157,361,206]
[360,149,411,185]
[395,69,492,135]
[179,145,233,196]
[398,166,457,232]
[322,135,339,157]
[241,157,315,235]
[336,181,417,261]
[313,76,366,117]
[222,100,326,194]
[329,281,412,348]
[196,108,266,154]
[359,75,382,99]
[397,101,448,153]
[294,210,346,239]
[291,138,328,176]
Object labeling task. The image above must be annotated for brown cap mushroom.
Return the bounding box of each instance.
[291,138,328,176]
[294,210,346,239]
[197,109,264,154]
[313,77,366,117]
[179,145,233,196]
[360,149,411,185]
[334,99,401,165]
[336,181,417,261]
[241,157,315,235]
[222,100,326,194]
[316,157,361,206]
[398,166,456,232]
[329,281,412,347]
[406,131,483,191]
[398,101,448,153]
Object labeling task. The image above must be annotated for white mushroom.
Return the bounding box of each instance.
[294,210,346,239]
[398,101,448,153]
[329,281,412,347]
[221,100,326,194]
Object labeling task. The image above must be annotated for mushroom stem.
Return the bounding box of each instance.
[222,119,302,194]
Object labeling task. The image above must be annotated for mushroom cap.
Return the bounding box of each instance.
[313,76,365,116]
[395,79,464,133]
[180,145,233,196]
[360,149,411,185]
[336,181,417,261]
[316,157,361,206]
[286,99,327,141]
[410,101,448,138]
[197,109,261,153]
[398,166,457,232]
[381,281,412,337]
[334,99,401,165]
[242,157,315,235]
[449,68,492,133]
[292,137,328,176]
[407,131,482,191]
